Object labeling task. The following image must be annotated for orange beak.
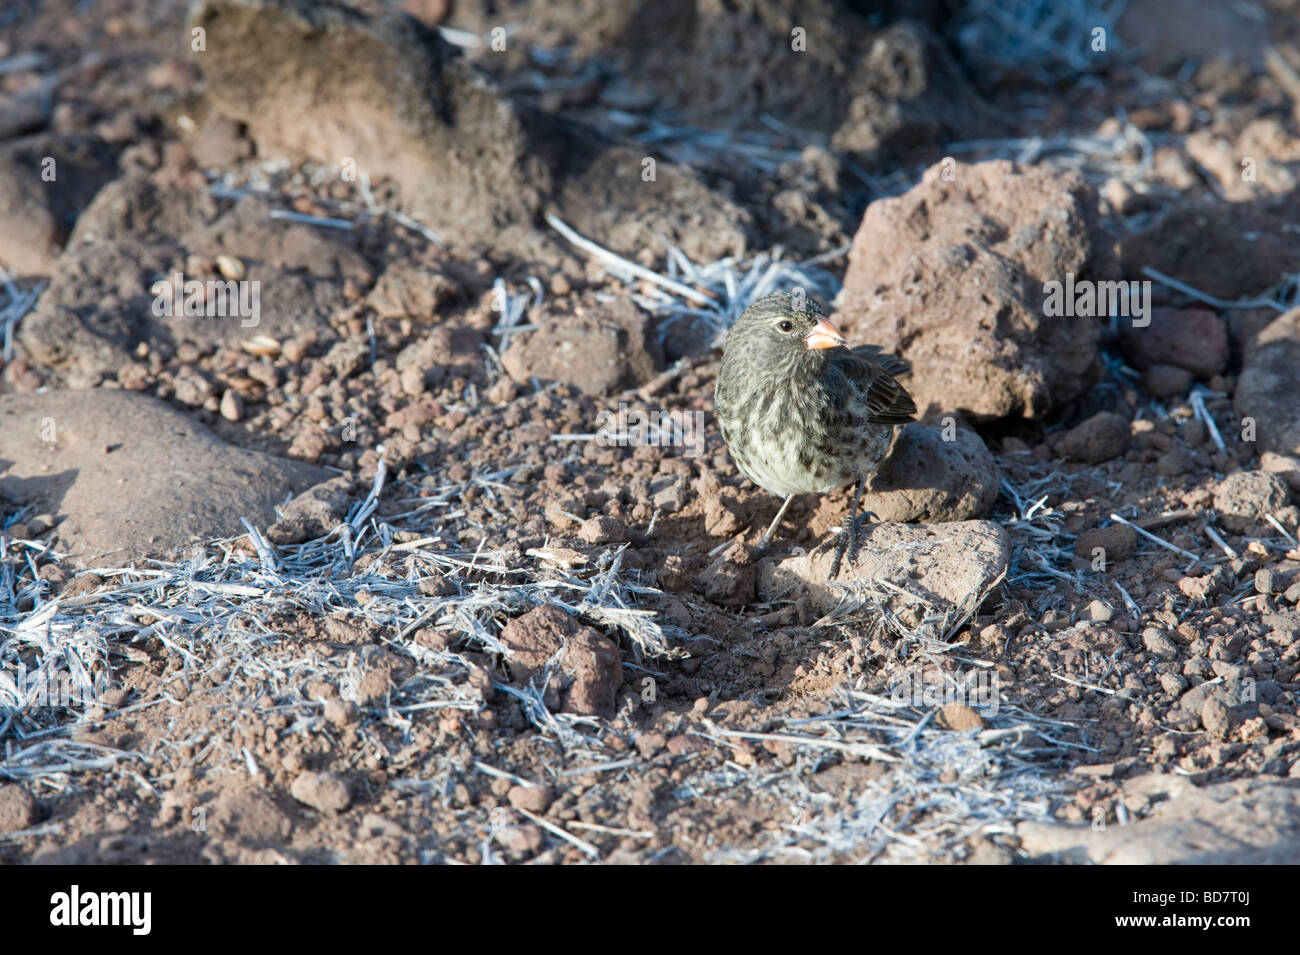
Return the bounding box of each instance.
[803,317,847,350]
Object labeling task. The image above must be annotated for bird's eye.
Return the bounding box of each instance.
[778,320,794,332]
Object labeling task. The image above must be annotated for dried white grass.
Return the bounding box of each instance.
[490,276,543,350]
[1,466,684,789]
[1266,514,1298,547]
[945,119,1154,192]
[995,464,1081,592]
[700,684,1080,863]
[1204,524,1238,560]
[437,24,522,49]
[357,171,442,244]
[266,208,354,230]
[515,806,600,858]
[813,555,1007,653]
[0,52,45,74]
[550,94,812,176]
[566,819,654,839]
[0,267,46,364]
[1142,265,1298,313]
[1113,580,1141,619]
[1189,387,1227,453]
[209,165,443,246]
[1051,671,1115,696]
[546,214,843,347]
[953,0,1129,77]
[1108,512,1203,565]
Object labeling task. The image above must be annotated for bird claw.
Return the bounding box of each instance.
[823,510,878,579]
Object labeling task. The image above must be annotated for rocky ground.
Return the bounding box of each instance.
[2,0,1300,864]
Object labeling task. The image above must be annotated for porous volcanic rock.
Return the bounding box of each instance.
[836,159,1114,421]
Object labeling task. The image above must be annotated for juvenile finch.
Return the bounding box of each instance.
[713,291,916,576]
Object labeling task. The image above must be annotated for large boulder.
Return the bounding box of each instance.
[757,519,1010,624]
[1020,775,1300,864]
[861,423,1000,522]
[1235,308,1300,457]
[189,0,547,242]
[0,389,330,563]
[835,160,1113,421]
[18,180,362,377]
[1121,198,1300,302]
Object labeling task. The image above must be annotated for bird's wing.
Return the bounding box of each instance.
[833,345,917,425]
[849,343,910,378]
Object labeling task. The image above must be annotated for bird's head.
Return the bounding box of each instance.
[723,291,847,376]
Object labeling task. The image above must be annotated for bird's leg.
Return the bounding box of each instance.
[827,478,877,578]
[758,494,796,549]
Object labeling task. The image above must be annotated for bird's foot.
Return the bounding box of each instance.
[820,510,878,579]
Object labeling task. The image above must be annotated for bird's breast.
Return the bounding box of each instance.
[721,378,850,497]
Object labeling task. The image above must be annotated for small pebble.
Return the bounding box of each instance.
[1086,599,1114,623]
[290,771,351,813]
[220,389,243,421]
[216,253,246,281]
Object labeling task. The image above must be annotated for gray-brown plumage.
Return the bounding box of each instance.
[714,290,915,574]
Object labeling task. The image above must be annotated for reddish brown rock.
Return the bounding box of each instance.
[499,605,623,718]
[0,389,329,564]
[1236,308,1300,457]
[265,476,356,545]
[1073,524,1138,569]
[937,704,986,731]
[0,784,44,834]
[189,0,546,242]
[554,146,750,264]
[700,554,757,607]
[862,423,1000,521]
[1122,199,1300,302]
[758,520,1009,621]
[1053,412,1133,464]
[290,771,352,813]
[1142,363,1193,399]
[843,160,1109,290]
[577,515,629,545]
[501,298,662,397]
[1213,471,1291,534]
[0,133,116,278]
[367,261,457,319]
[506,785,555,814]
[836,159,1112,421]
[1117,307,1228,377]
